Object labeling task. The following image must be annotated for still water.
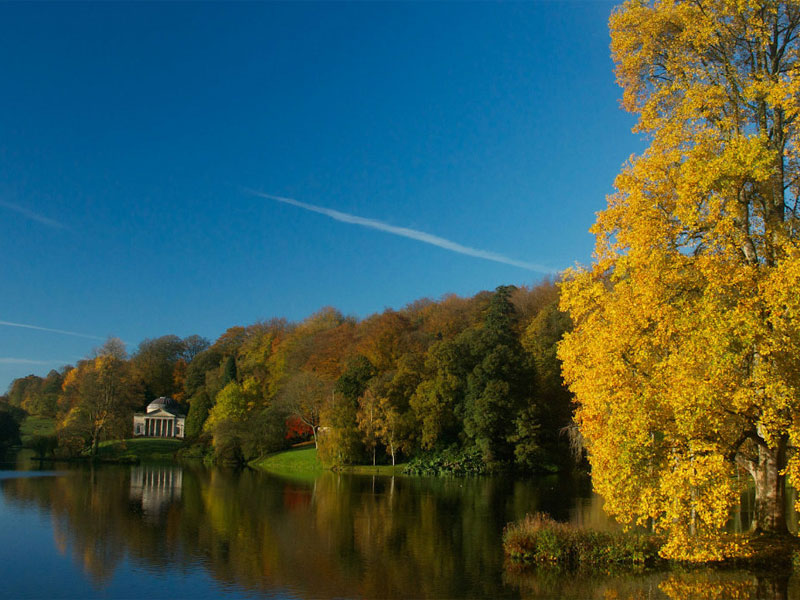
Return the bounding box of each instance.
[0,455,797,599]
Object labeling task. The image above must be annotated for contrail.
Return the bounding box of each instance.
[0,358,69,366]
[0,200,67,229]
[249,191,556,273]
[0,320,104,341]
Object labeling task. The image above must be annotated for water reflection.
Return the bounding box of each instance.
[129,465,183,522]
[1,465,798,599]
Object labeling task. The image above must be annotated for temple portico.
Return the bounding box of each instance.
[133,397,185,439]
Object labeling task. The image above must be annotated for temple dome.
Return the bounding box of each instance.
[146,396,180,414]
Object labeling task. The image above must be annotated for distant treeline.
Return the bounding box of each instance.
[2,280,575,471]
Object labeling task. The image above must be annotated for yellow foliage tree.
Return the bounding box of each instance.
[559,0,800,559]
[59,352,137,456]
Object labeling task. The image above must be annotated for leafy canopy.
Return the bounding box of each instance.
[559,0,800,560]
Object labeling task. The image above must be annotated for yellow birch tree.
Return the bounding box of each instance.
[559,0,800,559]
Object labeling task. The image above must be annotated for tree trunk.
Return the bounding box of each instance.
[751,436,788,534]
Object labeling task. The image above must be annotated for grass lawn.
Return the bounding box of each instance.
[19,415,56,444]
[95,438,183,462]
[252,445,407,479]
[252,445,323,481]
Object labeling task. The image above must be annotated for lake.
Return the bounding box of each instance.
[1,453,797,599]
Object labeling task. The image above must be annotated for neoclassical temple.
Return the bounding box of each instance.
[133,397,186,439]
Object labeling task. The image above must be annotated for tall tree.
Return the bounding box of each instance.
[183,348,223,399]
[559,0,800,559]
[7,375,41,409]
[521,300,573,466]
[463,286,535,468]
[357,389,381,466]
[60,353,137,455]
[279,371,330,448]
[131,335,186,400]
[182,334,211,362]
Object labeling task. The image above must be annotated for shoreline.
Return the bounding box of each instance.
[503,512,800,571]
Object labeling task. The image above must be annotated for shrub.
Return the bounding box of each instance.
[403,446,486,475]
[503,513,661,568]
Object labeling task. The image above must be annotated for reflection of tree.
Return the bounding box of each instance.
[2,468,798,599]
[2,471,129,587]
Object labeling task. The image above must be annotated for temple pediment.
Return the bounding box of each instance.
[145,408,181,418]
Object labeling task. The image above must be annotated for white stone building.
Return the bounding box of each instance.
[133,397,186,439]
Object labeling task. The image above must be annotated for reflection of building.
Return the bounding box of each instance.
[129,465,183,520]
[133,397,185,438]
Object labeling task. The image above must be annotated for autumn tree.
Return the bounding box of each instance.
[182,334,210,362]
[374,394,413,466]
[236,319,290,400]
[131,335,186,401]
[7,370,66,420]
[410,338,470,449]
[332,355,376,465]
[7,374,41,409]
[279,371,330,448]
[60,341,138,455]
[357,388,381,466]
[183,347,223,399]
[559,0,800,559]
[203,381,269,463]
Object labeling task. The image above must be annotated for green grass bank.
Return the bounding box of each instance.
[19,416,56,445]
[251,445,407,479]
[252,446,323,481]
[94,438,183,463]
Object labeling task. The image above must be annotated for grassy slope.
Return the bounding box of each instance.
[253,446,323,481]
[19,415,56,444]
[252,445,406,478]
[96,438,183,461]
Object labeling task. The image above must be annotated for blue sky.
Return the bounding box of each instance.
[0,1,642,392]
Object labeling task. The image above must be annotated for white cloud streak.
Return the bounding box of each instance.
[0,200,67,230]
[0,358,68,366]
[0,320,105,341]
[249,191,556,273]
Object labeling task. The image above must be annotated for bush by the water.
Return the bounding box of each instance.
[403,446,486,476]
[503,513,661,567]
